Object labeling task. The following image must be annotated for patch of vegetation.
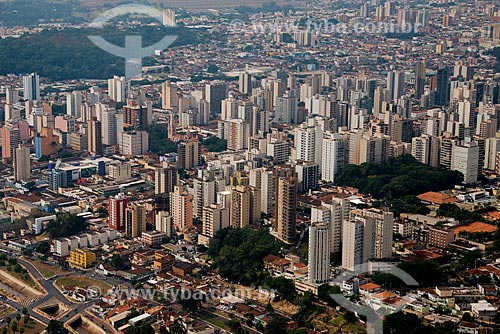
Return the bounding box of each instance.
[55,276,111,294]
[201,136,227,152]
[335,155,463,199]
[437,203,482,222]
[398,259,444,287]
[0,26,208,80]
[145,124,179,155]
[0,0,84,27]
[208,227,284,285]
[46,212,86,238]
[373,195,430,217]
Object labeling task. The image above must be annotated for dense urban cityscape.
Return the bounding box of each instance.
[0,0,500,333]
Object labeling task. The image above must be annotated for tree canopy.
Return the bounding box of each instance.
[46,213,86,238]
[0,26,207,80]
[201,136,227,152]
[147,124,179,155]
[334,155,463,199]
[208,227,283,285]
[46,320,68,334]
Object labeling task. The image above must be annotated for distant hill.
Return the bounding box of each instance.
[0,26,208,80]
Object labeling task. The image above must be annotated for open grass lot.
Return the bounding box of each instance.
[0,319,46,334]
[55,276,111,293]
[0,265,44,295]
[26,259,68,279]
[204,317,230,330]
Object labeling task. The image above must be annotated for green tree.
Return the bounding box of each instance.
[46,213,86,238]
[169,319,186,334]
[11,321,17,333]
[36,241,50,255]
[46,320,68,334]
[207,64,219,73]
[208,227,283,285]
[179,292,202,313]
[398,260,443,287]
[109,254,126,269]
[266,316,288,334]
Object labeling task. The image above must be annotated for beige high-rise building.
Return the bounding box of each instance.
[155,165,178,196]
[274,166,298,245]
[202,203,230,238]
[170,186,193,231]
[126,202,147,238]
[230,186,251,228]
[177,141,201,169]
[14,145,30,181]
[161,81,179,111]
[87,117,103,155]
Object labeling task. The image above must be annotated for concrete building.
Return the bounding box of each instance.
[109,193,128,232]
[126,202,147,238]
[170,186,193,231]
[67,249,96,269]
[274,166,298,245]
[308,223,330,285]
[452,141,479,184]
[108,76,126,103]
[23,73,40,101]
[177,141,201,169]
[201,203,230,240]
[14,145,30,182]
[322,132,346,182]
[119,131,149,156]
[87,118,103,156]
[342,217,375,272]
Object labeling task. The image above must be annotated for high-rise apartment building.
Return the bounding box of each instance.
[87,118,103,155]
[170,186,193,231]
[109,193,128,231]
[108,76,126,102]
[321,132,346,182]
[452,141,480,184]
[308,223,330,285]
[23,73,40,101]
[14,145,30,181]
[274,166,298,245]
[206,81,227,114]
[126,202,147,238]
[177,141,201,169]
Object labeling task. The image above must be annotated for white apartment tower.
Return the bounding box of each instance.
[452,141,479,184]
[321,132,346,182]
[108,76,126,103]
